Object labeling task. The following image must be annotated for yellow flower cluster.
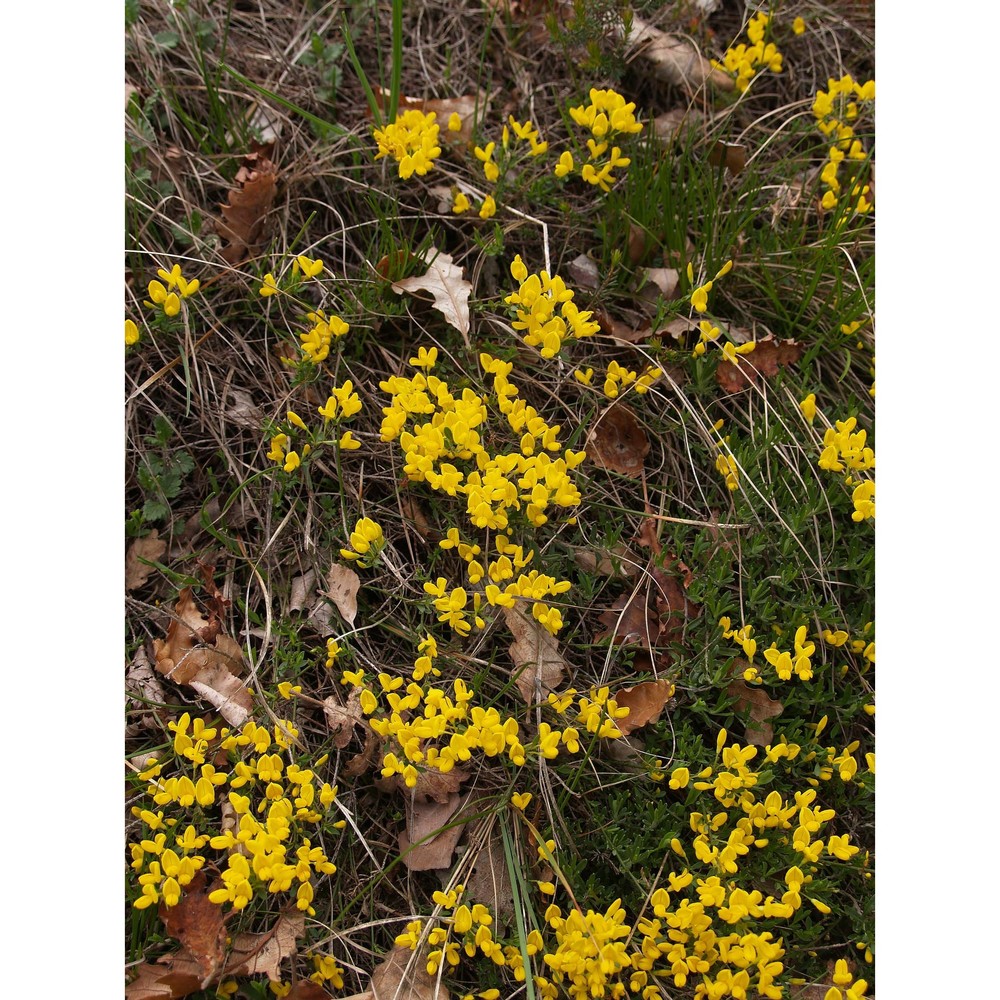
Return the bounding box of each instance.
[373,108,442,179]
[299,308,350,364]
[505,255,601,358]
[346,639,629,788]
[144,262,200,317]
[851,480,875,521]
[379,346,585,634]
[340,516,384,566]
[267,410,313,473]
[711,12,783,93]
[266,384,362,473]
[560,88,643,191]
[812,75,875,215]
[129,714,343,915]
[260,254,325,300]
[818,417,874,473]
[602,360,663,399]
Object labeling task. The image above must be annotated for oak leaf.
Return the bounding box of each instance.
[370,945,450,1000]
[158,873,226,984]
[126,530,167,590]
[217,148,278,265]
[323,687,365,750]
[727,669,784,745]
[503,604,568,704]
[224,912,305,981]
[124,950,205,1000]
[321,563,361,625]
[586,404,650,476]
[398,790,465,871]
[624,14,734,92]
[614,678,676,735]
[716,336,803,393]
[391,247,472,337]
[152,588,251,726]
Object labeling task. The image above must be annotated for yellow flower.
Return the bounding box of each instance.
[283,451,301,473]
[125,318,140,346]
[287,410,308,432]
[447,112,462,132]
[554,151,574,178]
[479,195,497,219]
[259,273,279,296]
[341,517,385,565]
[452,191,470,214]
[296,254,324,278]
[691,281,712,312]
[510,792,532,811]
[338,430,361,451]
[793,16,806,35]
[800,393,817,423]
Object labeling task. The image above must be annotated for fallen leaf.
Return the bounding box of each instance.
[596,587,658,647]
[224,912,305,982]
[370,945,450,1000]
[727,670,783,745]
[158,873,226,984]
[708,140,747,176]
[286,983,332,1000]
[152,588,251,726]
[126,531,167,590]
[391,247,472,337]
[572,543,640,578]
[398,492,433,541]
[592,307,648,343]
[503,604,568,704]
[399,791,465,871]
[321,564,361,625]
[126,646,167,717]
[641,267,680,299]
[323,687,365,750]
[289,569,317,613]
[624,14,734,92]
[614,678,676,735]
[715,336,804,393]
[465,829,514,927]
[378,766,470,804]
[586,404,650,476]
[217,148,278,266]
[566,253,601,290]
[651,108,703,144]
[224,388,264,429]
[125,950,205,1000]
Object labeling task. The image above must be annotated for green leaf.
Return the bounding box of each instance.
[142,499,169,522]
[153,30,180,49]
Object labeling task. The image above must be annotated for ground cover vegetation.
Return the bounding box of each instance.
[125,2,874,998]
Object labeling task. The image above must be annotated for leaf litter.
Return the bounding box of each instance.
[391,247,473,338]
[503,604,568,704]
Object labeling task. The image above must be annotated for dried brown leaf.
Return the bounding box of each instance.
[158,873,226,984]
[217,149,278,266]
[465,830,513,926]
[127,531,167,590]
[391,247,472,337]
[126,646,167,714]
[152,588,251,726]
[399,791,465,871]
[224,389,264,429]
[708,141,747,176]
[503,604,568,704]
[572,543,640,578]
[370,945,450,1000]
[596,587,658,647]
[125,950,205,1000]
[379,766,469,804]
[715,336,804,393]
[625,14,734,91]
[286,983,332,1000]
[224,912,305,982]
[398,493,433,541]
[586,404,650,476]
[727,670,783,745]
[614,678,676,735]
[641,267,680,299]
[289,570,317,613]
[323,688,365,750]
[322,564,361,625]
[566,253,601,289]
[651,108,703,144]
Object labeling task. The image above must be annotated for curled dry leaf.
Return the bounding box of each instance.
[592,307,649,344]
[126,645,167,721]
[503,604,568,704]
[224,388,264,429]
[399,790,465,871]
[624,14,734,92]
[370,945,450,1000]
[567,253,602,290]
[124,949,205,1000]
[708,140,747,177]
[126,530,168,590]
[285,983,332,1000]
[323,687,365,750]
[158,873,226,985]
[572,542,640,578]
[614,678,676,735]
[727,667,784,745]
[651,108,703,144]
[224,912,305,982]
[289,569,317,613]
[391,247,472,338]
[465,828,514,927]
[641,267,680,300]
[596,586,658,647]
[716,335,804,393]
[321,563,361,626]
[217,148,278,266]
[586,404,650,477]
[152,588,251,726]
